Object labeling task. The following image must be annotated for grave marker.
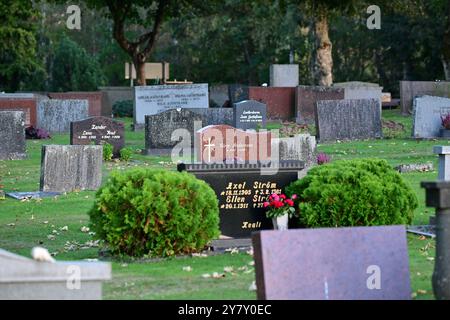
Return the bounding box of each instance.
[70,116,125,156]
[178,161,304,238]
[233,100,267,130]
[0,111,26,160]
[252,226,411,300]
[412,95,450,138]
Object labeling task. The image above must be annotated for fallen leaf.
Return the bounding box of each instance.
[60,226,68,231]
[201,273,211,278]
[212,272,225,278]
[224,266,234,273]
[248,281,257,291]
[417,289,427,294]
[7,223,15,227]
[248,261,255,266]
[182,266,193,272]
[47,235,56,240]
[81,226,90,233]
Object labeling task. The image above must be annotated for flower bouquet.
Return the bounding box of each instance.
[263,193,297,230]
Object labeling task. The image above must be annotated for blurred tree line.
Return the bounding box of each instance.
[0,0,449,96]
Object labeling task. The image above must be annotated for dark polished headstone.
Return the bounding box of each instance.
[233,100,267,130]
[70,116,124,156]
[252,226,411,300]
[228,84,249,104]
[178,161,304,238]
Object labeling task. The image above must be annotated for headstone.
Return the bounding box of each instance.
[185,108,233,126]
[70,116,125,156]
[144,109,203,153]
[295,86,345,124]
[37,99,89,133]
[233,100,267,130]
[400,81,450,115]
[0,248,111,300]
[196,125,272,163]
[248,87,295,121]
[334,82,383,108]
[0,93,38,127]
[252,226,411,300]
[315,99,382,142]
[272,134,316,166]
[48,92,108,117]
[210,84,229,107]
[0,111,26,160]
[412,95,450,138]
[177,161,305,238]
[228,84,249,104]
[40,145,103,193]
[434,146,450,180]
[269,64,299,87]
[134,84,209,124]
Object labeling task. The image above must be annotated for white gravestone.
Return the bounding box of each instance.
[434,146,450,180]
[134,84,209,124]
[413,96,450,138]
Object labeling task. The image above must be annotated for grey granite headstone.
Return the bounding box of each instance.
[253,226,411,300]
[228,84,249,104]
[233,100,267,130]
[272,134,316,166]
[144,108,203,153]
[269,64,299,87]
[0,111,26,160]
[412,95,450,138]
[0,248,111,300]
[185,108,233,126]
[315,99,382,142]
[434,146,450,180]
[39,145,103,192]
[37,99,89,133]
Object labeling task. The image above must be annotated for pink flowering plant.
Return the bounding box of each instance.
[263,193,298,219]
[441,113,450,130]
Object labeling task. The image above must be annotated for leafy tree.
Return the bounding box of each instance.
[0,0,43,92]
[51,35,106,91]
[83,0,216,86]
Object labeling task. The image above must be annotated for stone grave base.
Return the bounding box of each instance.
[407,225,436,238]
[7,191,61,200]
[210,238,252,251]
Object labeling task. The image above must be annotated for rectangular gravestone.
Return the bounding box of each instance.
[185,108,233,126]
[295,86,344,124]
[134,84,209,124]
[37,99,89,133]
[40,145,103,192]
[0,111,26,160]
[253,226,411,300]
[0,248,111,300]
[70,116,125,157]
[400,81,450,115]
[196,125,272,163]
[269,64,299,87]
[144,109,203,155]
[272,134,317,166]
[228,84,249,104]
[315,99,382,142]
[412,95,450,138]
[233,100,267,130]
[178,161,304,238]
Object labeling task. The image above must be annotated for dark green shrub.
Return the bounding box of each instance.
[119,147,133,162]
[286,159,417,227]
[88,168,220,257]
[112,100,133,118]
[102,143,113,161]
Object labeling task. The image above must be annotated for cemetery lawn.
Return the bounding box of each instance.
[0,110,441,299]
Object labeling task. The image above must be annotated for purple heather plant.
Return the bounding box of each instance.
[441,114,450,130]
[317,152,331,165]
[25,126,51,139]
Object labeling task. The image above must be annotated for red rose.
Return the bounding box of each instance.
[285,199,294,206]
[263,202,270,208]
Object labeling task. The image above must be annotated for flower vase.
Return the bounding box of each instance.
[272,214,289,231]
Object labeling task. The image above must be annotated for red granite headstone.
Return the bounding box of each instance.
[252,226,411,300]
[196,125,271,163]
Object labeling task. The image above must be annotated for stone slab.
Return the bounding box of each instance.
[252,226,411,300]
[233,100,267,130]
[412,95,450,138]
[6,191,61,200]
[0,111,26,160]
[39,145,103,193]
[37,99,89,133]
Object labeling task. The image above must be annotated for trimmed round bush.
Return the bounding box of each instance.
[112,100,133,117]
[286,159,418,227]
[89,168,220,257]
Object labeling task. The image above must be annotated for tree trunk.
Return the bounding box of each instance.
[134,58,146,86]
[314,15,333,86]
[443,0,450,80]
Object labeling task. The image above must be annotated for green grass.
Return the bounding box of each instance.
[0,110,444,300]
